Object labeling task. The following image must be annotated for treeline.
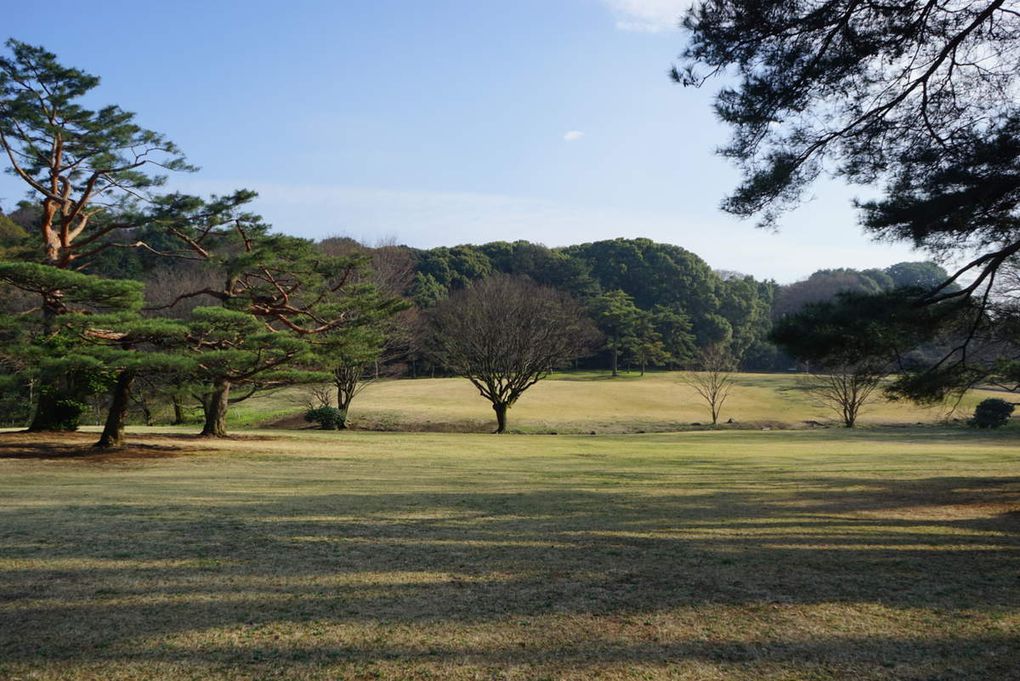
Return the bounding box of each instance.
[10,203,950,377]
[316,237,956,374]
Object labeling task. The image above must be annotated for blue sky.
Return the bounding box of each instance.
[2,0,922,282]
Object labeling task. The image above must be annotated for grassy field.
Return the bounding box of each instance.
[231,372,1006,433]
[1,426,1018,679]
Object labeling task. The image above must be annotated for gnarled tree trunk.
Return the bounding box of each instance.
[200,379,231,437]
[95,370,134,449]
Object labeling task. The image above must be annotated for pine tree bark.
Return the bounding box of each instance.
[95,370,134,448]
[200,379,231,437]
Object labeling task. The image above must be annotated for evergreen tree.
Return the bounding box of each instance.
[0,255,194,443]
[141,193,404,436]
[589,290,641,377]
[0,40,191,430]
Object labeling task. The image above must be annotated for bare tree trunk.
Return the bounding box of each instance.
[493,402,508,434]
[95,370,134,448]
[200,379,230,437]
[25,379,35,429]
[611,345,619,377]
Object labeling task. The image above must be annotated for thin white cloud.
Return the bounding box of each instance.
[563,130,585,142]
[603,0,687,32]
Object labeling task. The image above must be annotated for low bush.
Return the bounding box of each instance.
[968,398,1015,429]
[304,406,343,430]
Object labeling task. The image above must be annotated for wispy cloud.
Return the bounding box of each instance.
[603,0,687,32]
[563,130,585,142]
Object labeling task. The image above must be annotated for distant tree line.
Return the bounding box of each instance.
[38,213,957,377]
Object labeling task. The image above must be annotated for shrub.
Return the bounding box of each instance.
[304,406,343,430]
[968,398,1015,429]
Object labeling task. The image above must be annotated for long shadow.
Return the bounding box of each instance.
[1,475,1018,675]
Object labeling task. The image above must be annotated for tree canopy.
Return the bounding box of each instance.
[680,1,1020,396]
[427,275,598,433]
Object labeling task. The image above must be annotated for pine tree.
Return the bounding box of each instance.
[0,40,191,430]
[140,193,405,436]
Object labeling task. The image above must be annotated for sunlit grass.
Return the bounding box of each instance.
[1,427,1018,679]
[228,372,1009,433]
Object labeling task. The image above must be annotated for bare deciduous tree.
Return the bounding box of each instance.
[428,275,598,433]
[313,326,389,430]
[685,344,735,426]
[332,362,373,429]
[804,363,886,428]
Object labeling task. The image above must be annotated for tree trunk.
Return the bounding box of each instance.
[335,388,351,430]
[25,379,35,428]
[493,402,508,434]
[171,397,185,425]
[95,370,134,449]
[611,345,619,377]
[136,396,153,426]
[29,369,86,432]
[29,393,74,431]
[200,379,230,437]
[334,368,361,430]
[28,298,83,431]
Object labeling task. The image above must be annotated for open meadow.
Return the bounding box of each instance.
[1,423,1018,680]
[231,372,1007,434]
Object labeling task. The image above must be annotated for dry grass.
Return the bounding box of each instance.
[1,427,1018,679]
[242,372,1005,433]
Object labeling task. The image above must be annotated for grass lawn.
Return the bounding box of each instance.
[1,427,1018,679]
[229,372,1008,434]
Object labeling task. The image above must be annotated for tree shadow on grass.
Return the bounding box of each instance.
[0,438,186,462]
[0,432,291,461]
[1,474,1018,677]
